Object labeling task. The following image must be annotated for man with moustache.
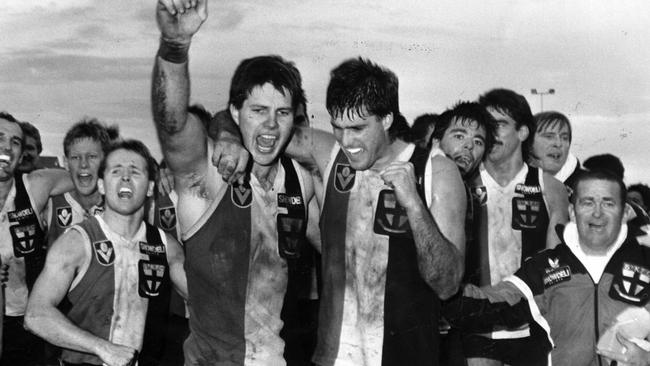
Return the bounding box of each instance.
[151,0,317,364]
[458,89,569,366]
[26,140,187,366]
[0,111,75,366]
[213,58,466,365]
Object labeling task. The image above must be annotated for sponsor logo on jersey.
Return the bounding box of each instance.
[57,207,73,228]
[514,184,542,195]
[543,257,571,287]
[334,163,355,193]
[139,241,166,257]
[277,193,304,209]
[610,262,650,305]
[93,240,115,266]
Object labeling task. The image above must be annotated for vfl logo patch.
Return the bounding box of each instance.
[93,240,115,266]
[10,224,37,257]
[374,189,411,237]
[610,262,650,306]
[473,186,487,206]
[277,214,306,260]
[512,197,541,230]
[56,207,73,228]
[138,260,167,298]
[231,181,252,208]
[334,163,355,193]
[542,257,571,288]
[158,206,176,231]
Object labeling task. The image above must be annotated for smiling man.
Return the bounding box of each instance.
[444,169,650,366]
[151,0,317,364]
[25,140,187,366]
[0,111,75,366]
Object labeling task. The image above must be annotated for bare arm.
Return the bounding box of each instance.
[25,229,136,366]
[25,169,74,213]
[165,233,187,300]
[152,0,208,177]
[543,173,569,249]
[380,155,466,299]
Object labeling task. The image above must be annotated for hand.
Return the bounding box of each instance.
[157,166,175,196]
[379,161,421,209]
[156,0,208,43]
[96,341,137,366]
[597,332,650,366]
[210,111,249,185]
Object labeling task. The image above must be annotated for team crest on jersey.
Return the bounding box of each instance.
[231,181,252,208]
[472,186,487,206]
[93,240,115,266]
[610,262,650,306]
[277,214,306,259]
[542,257,571,288]
[374,189,411,237]
[10,224,37,257]
[511,197,541,230]
[158,206,176,231]
[56,207,73,228]
[138,260,167,298]
[334,163,355,193]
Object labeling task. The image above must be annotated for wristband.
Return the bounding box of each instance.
[157,38,190,64]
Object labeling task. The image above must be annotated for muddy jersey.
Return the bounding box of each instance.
[313,143,440,366]
[0,174,46,316]
[62,216,169,365]
[44,192,103,243]
[182,157,308,366]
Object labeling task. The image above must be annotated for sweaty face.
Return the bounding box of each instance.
[230,83,294,167]
[66,138,104,197]
[0,119,23,181]
[486,108,527,164]
[438,117,486,176]
[331,111,390,171]
[18,135,39,172]
[98,149,153,216]
[531,122,571,175]
[570,179,626,254]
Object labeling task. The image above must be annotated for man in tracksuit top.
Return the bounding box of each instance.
[214,58,467,365]
[444,169,650,366]
[25,140,187,366]
[151,1,318,364]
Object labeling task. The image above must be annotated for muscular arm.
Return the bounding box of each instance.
[151,0,209,177]
[543,173,570,249]
[165,233,187,299]
[381,155,466,299]
[25,230,136,365]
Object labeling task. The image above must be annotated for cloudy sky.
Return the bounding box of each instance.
[2,0,649,183]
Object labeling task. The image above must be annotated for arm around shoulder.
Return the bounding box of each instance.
[543,173,570,249]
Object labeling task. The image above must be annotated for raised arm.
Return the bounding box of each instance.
[25,169,74,213]
[152,0,208,176]
[380,154,466,299]
[25,229,137,366]
[543,173,570,249]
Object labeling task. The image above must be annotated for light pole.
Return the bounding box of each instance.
[530,88,555,112]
